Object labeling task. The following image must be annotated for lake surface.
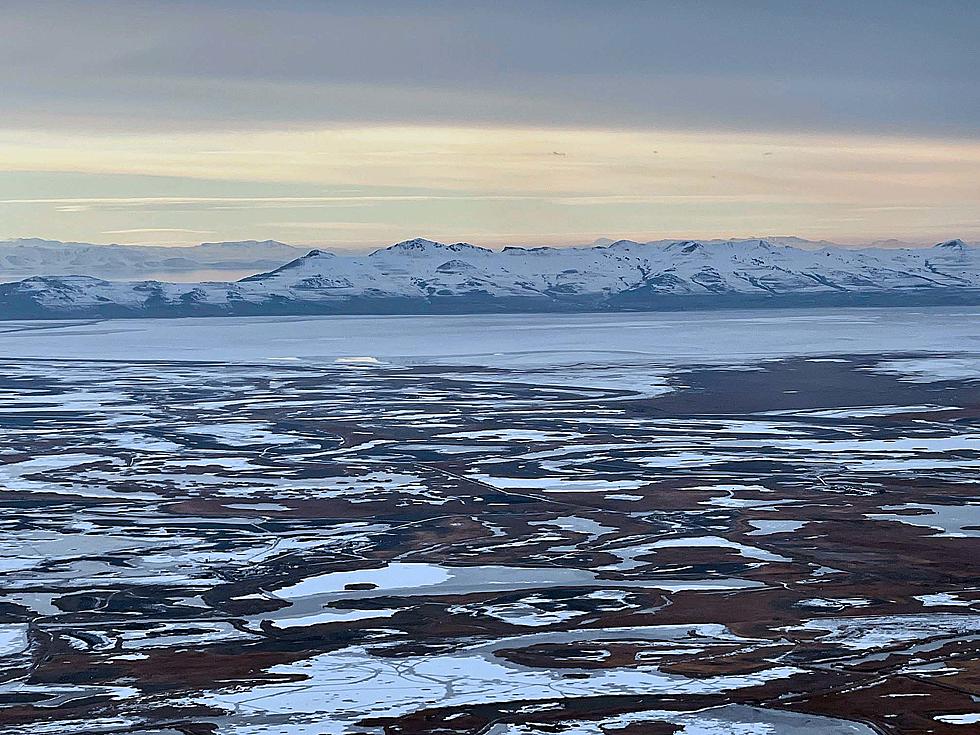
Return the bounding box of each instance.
[2,305,980,368]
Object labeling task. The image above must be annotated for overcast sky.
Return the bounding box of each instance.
[2,1,978,247]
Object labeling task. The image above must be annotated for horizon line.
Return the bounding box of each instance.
[1,233,970,252]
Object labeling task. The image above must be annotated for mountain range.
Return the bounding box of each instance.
[2,237,979,319]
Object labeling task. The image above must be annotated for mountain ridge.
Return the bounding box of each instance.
[2,236,979,319]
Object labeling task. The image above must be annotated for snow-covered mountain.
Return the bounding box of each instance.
[0,239,304,281]
[2,237,979,319]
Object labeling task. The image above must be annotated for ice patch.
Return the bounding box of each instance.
[0,624,29,657]
[935,713,980,725]
[273,563,451,599]
[788,613,980,650]
[270,608,399,629]
[866,502,980,538]
[747,520,808,535]
[915,593,974,607]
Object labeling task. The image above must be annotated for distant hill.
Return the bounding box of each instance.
[0,239,304,282]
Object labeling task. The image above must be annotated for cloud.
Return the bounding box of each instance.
[0,2,977,245]
[101,228,214,234]
[0,1,977,136]
[0,123,977,244]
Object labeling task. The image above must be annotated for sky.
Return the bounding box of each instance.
[1,1,978,248]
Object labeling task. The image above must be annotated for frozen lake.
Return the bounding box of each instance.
[2,305,980,369]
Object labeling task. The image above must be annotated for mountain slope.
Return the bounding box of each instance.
[2,237,979,319]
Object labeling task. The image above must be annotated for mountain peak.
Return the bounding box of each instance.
[502,245,558,254]
[385,238,444,252]
[236,247,334,282]
[936,239,968,250]
[446,241,492,253]
[372,238,494,257]
[666,240,705,254]
[302,248,334,258]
